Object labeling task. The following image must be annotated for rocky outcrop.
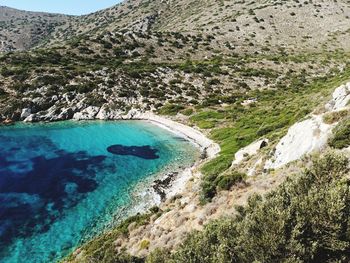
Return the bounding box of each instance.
[232,139,268,166]
[20,108,31,119]
[130,13,158,33]
[96,105,124,120]
[72,106,100,120]
[265,82,350,170]
[325,82,350,111]
[264,115,333,170]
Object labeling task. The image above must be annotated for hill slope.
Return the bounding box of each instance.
[0,6,72,51]
[2,0,350,54]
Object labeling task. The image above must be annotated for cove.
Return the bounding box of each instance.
[0,120,199,263]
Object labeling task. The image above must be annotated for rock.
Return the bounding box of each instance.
[57,108,74,120]
[247,157,263,176]
[325,82,350,111]
[124,108,143,119]
[96,104,124,120]
[11,111,21,121]
[73,106,100,120]
[265,115,332,170]
[152,172,178,201]
[21,108,32,119]
[131,14,158,32]
[42,106,61,121]
[24,113,38,122]
[232,138,269,166]
[241,98,258,106]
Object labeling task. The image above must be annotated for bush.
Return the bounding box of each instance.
[146,249,170,263]
[215,172,246,190]
[158,104,185,116]
[181,108,194,116]
[160,152,350,263]
[323,109,349,124]
[329,118,350,149]
[140,240,150,250]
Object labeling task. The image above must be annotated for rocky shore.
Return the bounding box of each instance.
[0,106,221,218]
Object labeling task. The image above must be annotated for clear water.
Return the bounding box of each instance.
[0,120,199,263]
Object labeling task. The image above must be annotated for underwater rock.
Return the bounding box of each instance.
[107,145,159,159]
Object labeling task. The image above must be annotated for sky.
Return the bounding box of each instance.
[0,0,123,15]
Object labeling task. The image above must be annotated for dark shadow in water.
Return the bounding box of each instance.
[0,135,108,253]
[107,145,159,159]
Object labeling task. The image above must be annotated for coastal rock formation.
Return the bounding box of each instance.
[96,105,124,120]
[73,106,100,120]
[20,108,31,119]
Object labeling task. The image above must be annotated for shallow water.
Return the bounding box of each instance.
[0,120,199,263]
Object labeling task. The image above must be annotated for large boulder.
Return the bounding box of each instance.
[57,108,74,120]
[264,115,333,170]
[20,108,31,119]
[232,139,268,166]
[24,113,38,122]
[325,82,350,111]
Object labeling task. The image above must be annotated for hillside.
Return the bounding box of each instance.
[0,0,350,262]
[3,0,350,54]
[0,6,72,51]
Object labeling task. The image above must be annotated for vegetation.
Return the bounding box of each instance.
[3,1,350,262]
[196,63,350,200]
[65,209,160,263]
[323,109,350,124]
[67,152,350,263]
[329,118,350,149]
[147,152,350,263]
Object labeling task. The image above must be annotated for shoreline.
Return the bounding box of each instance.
[93,112,220,229]
[1,111,221,242]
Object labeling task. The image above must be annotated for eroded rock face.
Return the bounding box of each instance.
[73,106,100,120]
[96,105,124,120]
[232,139,268,166]
[20,108,31,119]
[325,82,350,111]
[264,82,350,170]
[264,115,332,170]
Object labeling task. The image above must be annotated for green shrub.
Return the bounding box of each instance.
[323,109,349,124]
[158,104,185,116]
[181,108,194,116]
[146,249,170,263]
[140,240,150,250]
[157,152,350,263]
[215,172,246,190]
[329,118,350,149]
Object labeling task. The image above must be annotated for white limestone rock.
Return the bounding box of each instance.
[96,105,124,120]
[325,82,350,111]
[265,115,333,170]
[232,139,268,166]
[20,108,31,119]
[73,106,100,120]
[24,114,37,122]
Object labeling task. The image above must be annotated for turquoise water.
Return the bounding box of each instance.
[0,121,199,263]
